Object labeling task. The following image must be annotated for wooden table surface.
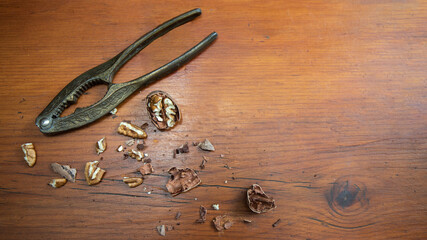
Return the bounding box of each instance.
[1,1,426,239]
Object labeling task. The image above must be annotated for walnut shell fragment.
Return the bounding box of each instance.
[247,184,276,213]
[196,205,207,223]
[123,177,143,188]
[198,139,215,151]
[166,167,201,196]
[21,143,36,167]
[146,91,181,130]
[117,122,147,139]
[95,137,106,155]
[213,215,233,231]
[50,163,77,182]
[139,163,154,175]
[84,161,106,185]
[48,178,67,188]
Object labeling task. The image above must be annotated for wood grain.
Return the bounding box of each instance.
[0,0,426,239]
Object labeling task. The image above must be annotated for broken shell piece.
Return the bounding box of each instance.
[21,143,36,167]
[247,184,276,213]
[212,204,220,210]
[117,145,124,152]
[166,167,201,196]
[123,177,143,188]
[196,205,207,223]
[139,163,154,175]
[96,137,106,155]
[198,139,215,151]
[156,225,166,236]
[127,149,144,161]
[213,215,233,231]
[146,91,181,130]
[117,122,147,139]
[48,178,67,188]
[84,161,106,185]
[50,163,77,182]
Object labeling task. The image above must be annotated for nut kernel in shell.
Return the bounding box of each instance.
[146,91,181,130]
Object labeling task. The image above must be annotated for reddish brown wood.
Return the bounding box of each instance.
[0,1,426,239]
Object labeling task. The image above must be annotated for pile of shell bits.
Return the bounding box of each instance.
[146,91,180,130]
[21,90,280,234]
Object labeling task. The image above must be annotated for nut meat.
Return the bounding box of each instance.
[50,163,77,182]
[48,178,67,188]
[123,177,143,188]
[166,167,201,196]
[21,143,36,167]
[84,161,106,185]
[117,122,147,139]
[127,149,145,161]
[247,184,276,213]
[96,137,106,155]
[146,91,181,130]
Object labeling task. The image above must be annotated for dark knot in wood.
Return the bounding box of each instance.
[327,176,369,217]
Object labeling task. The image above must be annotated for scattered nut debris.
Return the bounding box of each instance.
[109,108,118,115]
[156,225,166,236]
[174,143,189,156]
[247,184,276,213]
[117,122,147,139]
[220,154,225,158]
[175,212,181,220]
[198,139,215,151]
[139,163,154,175]
[272,218,281,227]
[196,205,207,223]
[200,158,207,169]
[21,143,36,167]
[117,145,124,152]
[144,158,152,163]
[123,177,143,188]
[192,142,199,146]
[48,178,67,188]
[96,137,106,155]
[84,161,106,185]
[140,122,149,129]
[166,225,174,231]
[125,139,135,147]
[243,219,252,223]
[127,149,144,161]
[224,180,228,184]
[146,91,181,130]
[213,215,233,231]
[166,167,201,196]
[50,163,77,182]
[224,164,232,170]
[212,204,220,210]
